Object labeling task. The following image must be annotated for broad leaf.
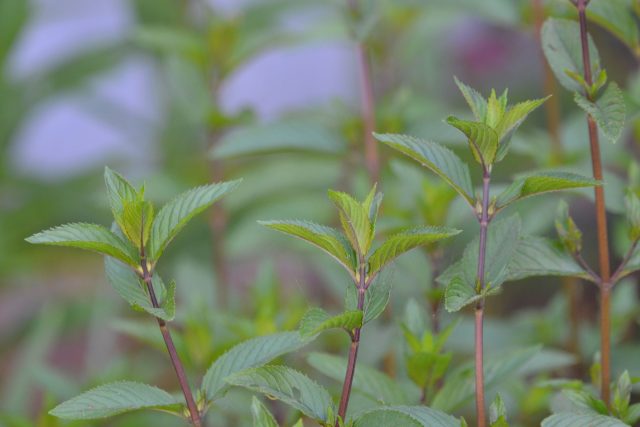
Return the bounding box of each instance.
[202,331,310,401]
[307,352,414,405]
[353,406,460,427]
[104,257,175,321]
[446,117,499,168]
[574,82,626,143]
[251,397,279,427]
[120,198,155,250]
[26,223,138,267]
[454,76,487,121]
[541,413,628,427]
[375,133,475,206]
[541,18,601,93]
[49,381,180,419]
[496,171,598,209]
[368,226,461,275]
[149,180,241,262]
[299,308,363,338]
[226,366,334,423]
[259,220,356,274]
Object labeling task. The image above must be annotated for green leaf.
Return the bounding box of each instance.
[259,220,356,274]
[541,413,628,427]
[251,397,279,427]
[368,226,461,276]
[346,274,393,323]
[353,406,460,427]
[541,18,601,93]
[26,223,138,267]
[149,180,241,262]
[104,167,139,227]
[485,89,507,129]
[226,366,334,423]
[625,191,640,240]
[555,201,583,254]
[299,308,363,338]
[120,198,155,250]
[307,352,413,405]
[489,394,508,427]
[327,189,375,256]
[375,133,474,206]
[104,257,175,321]
[446,117,499,168]
[444,277,481,313]
[493,97,549,161]
[588,0,640,52]
[496,171,599,209]
[454,76,487,122]
[202,331,310,401]
[212,120,344,158]
[49,381,180,419]
[574,82,626,143]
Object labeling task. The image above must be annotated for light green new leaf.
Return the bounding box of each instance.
[588,0,640,52]
[299,307,363,338]
[574,82,626,143]
[104,257,175,321]
[149,180,241,262]
[120,198,155,250]
[496,171,599,209]
[49,381,180,419]
[251,397,279,427]
[485,89,507,129]
[353,406,460,427]
[226,366,334,423]
[541,18,601,93]
[446,117,499,168]
[307,352,414,405]
[202,331,310,401]
[368,226,461,276]
[541,413,628,427]
[494,97,549,161]
[26,223,138,267]
[454,76,487,122]
[375,133,474,206]
[327,189,375,256]
[104,167,138,221]
[259,220,356,274]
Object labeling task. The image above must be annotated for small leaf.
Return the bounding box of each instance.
[541,413,628,427]
[446,117,499,168]
[555,201,583,254]
[226,366,335,423]
[489,394,508,427]
[26,223,138,267]
[375,133,475,206]
[541,18,601,93]
[149,180,241,262]
[202,331,310,401]
[494,97,549,161]
[444,277,481,313]
[104,167,139,224]
[251,397,279,427]
[368,226,461,276]
[49,381,180,419]
[346,273,393,323]
[353,406,460,427]
[298,308,363,338]
[574,82,626,143]
[120,198,155,250]
[454,76,487,122]
[259,220,356,274]
[625,191,640,240]
[328,189,375,256]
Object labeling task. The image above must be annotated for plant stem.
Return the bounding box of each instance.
[575,0,612,406]
[140,259,202,427]
[336,264,367,426]
[474,170,491,427]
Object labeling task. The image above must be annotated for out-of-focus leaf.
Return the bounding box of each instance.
[541,413,627,427]
[588,0,640,53]
[251,397,279,427]
[353,406,461,427]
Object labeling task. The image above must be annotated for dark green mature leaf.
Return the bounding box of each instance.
[353,406,460,427]
[149,180,241,262]
[104,257,175,321]
[375,133,475,206]
[26,223,138,266]
[574,82,626,143]
[307,352,413,405]
[496,171,598,209]
[299,307,363,338]
[259,220,356,274]
[588,0,640,52]
[49,381,180,419]
[212,120,344,158]
[251,397,279,427]
[446,117,499,167]
[226,366,334,423]
[454,76,487,121]
[368,226,461,276]
[541,413,628,427]
[541,18,601,93]
[202,331,310,401]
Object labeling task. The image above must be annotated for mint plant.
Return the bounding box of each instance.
[376,80,598,426]
[259,185,460,426]
[26,168,240,426]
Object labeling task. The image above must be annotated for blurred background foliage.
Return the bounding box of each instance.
[0,0,638,426]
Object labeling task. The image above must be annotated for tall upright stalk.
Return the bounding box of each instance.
[573,0,612,406]
[474,170,492,427]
